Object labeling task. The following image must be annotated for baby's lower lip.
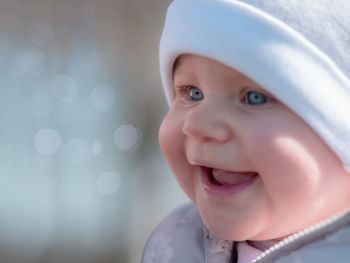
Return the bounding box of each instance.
[200,166,258,196]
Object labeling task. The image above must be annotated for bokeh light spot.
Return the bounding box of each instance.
[113,124,140,151]
[34,129,62,155]
[90,84,116,111]
[63,138,91,163]
[91,141,103,156]
[50,74,78,103]
[96,172,121,196]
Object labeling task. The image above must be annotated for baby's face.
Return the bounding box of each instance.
[159,54,350,241]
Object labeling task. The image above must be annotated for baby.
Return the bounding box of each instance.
[143,0,350,262]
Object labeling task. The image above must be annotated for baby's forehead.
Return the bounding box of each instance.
[172,54,259,85]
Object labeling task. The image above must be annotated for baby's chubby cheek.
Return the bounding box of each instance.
[158,112,197,202]
[158,111,183,165]
[273,136,321,175]
[246,130,321,196]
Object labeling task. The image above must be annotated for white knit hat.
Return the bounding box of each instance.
[159,0,350,172]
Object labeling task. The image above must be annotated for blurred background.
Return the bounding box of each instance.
[0,0,190,262]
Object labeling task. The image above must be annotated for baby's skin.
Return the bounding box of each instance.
[159,54,350,246]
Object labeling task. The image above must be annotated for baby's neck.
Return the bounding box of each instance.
[246,239,279,251]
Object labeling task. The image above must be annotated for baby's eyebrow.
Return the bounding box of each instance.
[173,75,193,86]
[173,67,195,82]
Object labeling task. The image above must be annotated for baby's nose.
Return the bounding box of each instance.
[182,102,231,143]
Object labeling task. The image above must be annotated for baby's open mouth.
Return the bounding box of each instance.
[201,166,259,195]
[209,167,258,186]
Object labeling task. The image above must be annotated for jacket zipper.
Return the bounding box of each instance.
[251,207,350,263]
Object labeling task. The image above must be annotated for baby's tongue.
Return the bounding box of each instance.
[212,169,257,186]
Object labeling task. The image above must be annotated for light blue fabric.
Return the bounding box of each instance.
[142,203,350,263]
[142,203,205,263]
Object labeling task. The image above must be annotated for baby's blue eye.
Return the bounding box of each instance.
[188,86,204,101]
[245,91,268,105]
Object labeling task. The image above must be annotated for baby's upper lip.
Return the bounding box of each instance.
[188,158,255,174]
[204,166,257,175]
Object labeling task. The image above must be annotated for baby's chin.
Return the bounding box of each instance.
[201,212,291,242]
[204,221,259,241]
[205,223,285,242]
